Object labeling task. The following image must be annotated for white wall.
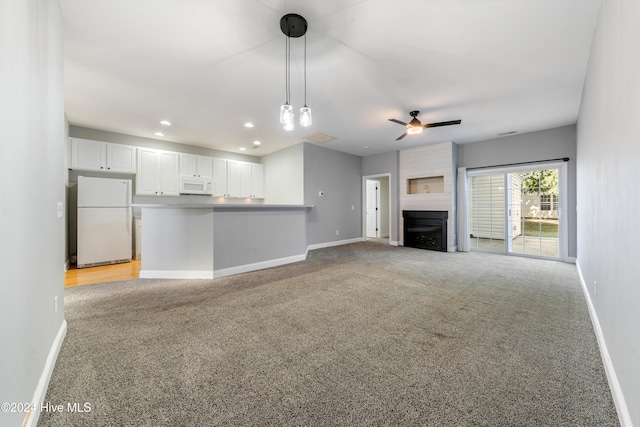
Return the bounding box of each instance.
[399,142,457,251]
[0,1,66,426]
[576,0,640,424]
[261,143,304,204]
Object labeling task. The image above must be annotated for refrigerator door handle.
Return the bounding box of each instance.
[127,209,132,236]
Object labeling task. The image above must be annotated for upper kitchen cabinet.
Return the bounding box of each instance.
[136,148,180,196]
[213,159,264,199]
[70,138,136,174]
[250,163,264,199]
[180,154,213,179]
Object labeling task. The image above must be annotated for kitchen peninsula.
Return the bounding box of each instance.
[136,204,313,279]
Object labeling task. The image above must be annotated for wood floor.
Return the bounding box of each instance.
[65,260,141,287]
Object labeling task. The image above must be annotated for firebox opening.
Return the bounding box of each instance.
[403,210,448,252]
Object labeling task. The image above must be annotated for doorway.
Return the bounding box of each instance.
[363,175,390,242]
[468,162,567,260]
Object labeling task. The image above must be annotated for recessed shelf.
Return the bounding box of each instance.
[407,176,444,194]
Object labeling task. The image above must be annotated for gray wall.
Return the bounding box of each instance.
[457,125,577,257]
[361,151,400,243]
[304,143,362,246]
[0,2,66,426]
[577,0,639,423]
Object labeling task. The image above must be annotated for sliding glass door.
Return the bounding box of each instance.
[468,163,566,260]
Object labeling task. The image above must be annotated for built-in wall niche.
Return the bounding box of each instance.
[407,176,444,194]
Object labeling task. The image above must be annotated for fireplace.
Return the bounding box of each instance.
[403,210,448,252]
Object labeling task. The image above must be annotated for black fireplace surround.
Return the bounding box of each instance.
[403,210,448,252]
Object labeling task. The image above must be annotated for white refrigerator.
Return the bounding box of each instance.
[77,176,132,268]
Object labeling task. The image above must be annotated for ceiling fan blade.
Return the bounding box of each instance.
[396,132,408,141]
[423,120,462,129]
[388,118,408,126]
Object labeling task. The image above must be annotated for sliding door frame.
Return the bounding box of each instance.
[467,161,568,261]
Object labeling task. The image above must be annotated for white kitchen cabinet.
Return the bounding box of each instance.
[250,163,264,199]
[136,148,180,196]
[70,138,136,173]
[212,159,264,199]
[212,158,228,197]
[227,161,252,198]
[180,154,213,179]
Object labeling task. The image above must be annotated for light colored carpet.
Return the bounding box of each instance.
[39,242,619,426]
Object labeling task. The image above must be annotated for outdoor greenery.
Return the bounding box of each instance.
[522,219,558,238]
[520,169,558,195]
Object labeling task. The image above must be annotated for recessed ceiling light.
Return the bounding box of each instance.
[160,120,171,126]
[154,132,164,137]
[239,147,246,151]
[253,140,261,146]
[363,146,369,149]
[244,122,254,128]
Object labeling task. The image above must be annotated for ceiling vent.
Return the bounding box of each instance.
[302,132,337,144]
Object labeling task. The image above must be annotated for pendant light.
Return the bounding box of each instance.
[299,32,312,127]
[279,14,311,131]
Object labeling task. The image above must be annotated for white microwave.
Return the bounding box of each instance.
[179,175,212,195]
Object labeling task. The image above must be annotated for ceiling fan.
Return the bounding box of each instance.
[388,110,461,141]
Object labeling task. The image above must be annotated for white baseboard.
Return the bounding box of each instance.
[63,259,69,272]
[139,270,214,279]
[24,320,67,427]
[214,253,307,279]
[576,261,631,427]
[566,256,577,264]
[307,237,365,252]
[389,240,400,246]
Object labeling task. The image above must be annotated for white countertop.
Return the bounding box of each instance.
[133,203,314,210]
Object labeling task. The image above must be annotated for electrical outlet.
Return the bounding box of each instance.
[54,296,58,315]
[57,202,63,218]
[594,281,597,296]
[351,205,354,210]
[336,229,339,235]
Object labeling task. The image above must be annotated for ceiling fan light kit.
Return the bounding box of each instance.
[388,110,462,141]
[279,13,312,130]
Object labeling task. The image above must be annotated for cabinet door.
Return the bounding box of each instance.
[158,151,180,196]
[136,148,159,195]
[227,161,251,198]
[180,154,198,176]
[197,156,213,179]
[251,163,264,199]
[70,138,106,171]
[107,144,136,173]
[212,158,227,196]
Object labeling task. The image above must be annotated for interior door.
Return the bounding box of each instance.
[366,180,378,238]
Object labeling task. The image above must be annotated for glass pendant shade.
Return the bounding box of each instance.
[407,126,423,135]
[280,104,293,124]
[283,111,295,131]
[300,106,312,127]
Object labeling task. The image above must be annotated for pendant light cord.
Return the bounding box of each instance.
[303,34,307,107]
[285,34,290,104]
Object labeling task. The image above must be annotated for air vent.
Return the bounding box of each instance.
[303,132,337,144]
[497,131,517,136]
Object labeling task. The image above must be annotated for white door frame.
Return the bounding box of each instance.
[362,173,391,243]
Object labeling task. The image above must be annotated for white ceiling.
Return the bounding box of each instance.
[60,0,601,157]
